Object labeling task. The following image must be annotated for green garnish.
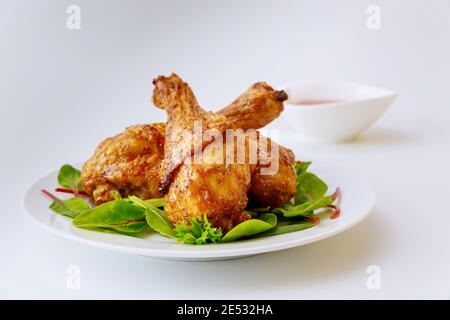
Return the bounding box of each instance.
[73,199,147,234]
[49,197,89,218]
[272,196,334,217]
[43,162,341,244]
[42,189,89,218]
[294,161,311,176]
[128,196,176,238]
[295,170,328,205]
[144,198,165,208]
[174,215,222,245]
[57,164,83,191]
[255,220,317,238]
[221,213,277,242]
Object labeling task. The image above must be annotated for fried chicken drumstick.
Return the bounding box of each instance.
[153,74,296,231]
[152,74,288,194]
[81,74,296,224]
[81,123,166,204]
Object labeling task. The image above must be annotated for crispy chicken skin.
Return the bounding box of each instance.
[153,74,295,231]
[249,134,297,208]
[152,73,287,193]
[80,124,165,204]
[81,73,295,214]
[82,75,286,205]
[153,74,254,231]
[216,82,287,131]
[164,140,252,232]
[81,121,296,207]
[152,74,226,194]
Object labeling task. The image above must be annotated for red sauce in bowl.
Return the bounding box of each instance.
[293,99,341,105]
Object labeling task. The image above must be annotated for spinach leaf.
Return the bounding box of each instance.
[295,172,328,205]
[272,196,334,217]
[255,220,317,238]
[73,199,147,234]
[58,164,83,190]
[221,213,277,242]
[175,215,222,245]
[145,198,165,208]
[46,158,340,243]
[128,196,176,238]
[49,197,90,218]
[294,161,312,176]
[246,210,260,217]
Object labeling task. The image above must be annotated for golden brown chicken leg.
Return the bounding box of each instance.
[153,74,296,210]
[81,123,296,208]
[81,74,295,209]
[248,133,297,208]
[81,123,166,204]
[153,74,254,231]
[152,73,288,193]
[216,82,287,130]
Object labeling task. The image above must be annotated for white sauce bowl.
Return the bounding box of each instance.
[281,82,397,143]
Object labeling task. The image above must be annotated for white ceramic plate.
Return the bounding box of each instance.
[23,163,375,261]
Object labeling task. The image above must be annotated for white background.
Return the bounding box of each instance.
[1,0,450,299]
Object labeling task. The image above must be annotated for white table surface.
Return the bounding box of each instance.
[1,0,449,299]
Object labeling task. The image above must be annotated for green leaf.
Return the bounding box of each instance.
[221,213,277,242]
[49,197,90,219]
[57,164,83,190]
[247,207,271,216]
[272,196,333,217]
[73,199,147,234]
[294,161,312,176]
[295,172,328,205]
[175,215,222,245]
[255,220,317,238]
[128,196,176,238]
[144,198,165,208]
[245,210,260,217]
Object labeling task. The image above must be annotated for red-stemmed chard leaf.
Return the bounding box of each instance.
[331,187,342,201]
[42,189,65,205]
[328,204,341,219]
[55,188,88,196]
[41,189,89,218]
[306,216,321,224]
